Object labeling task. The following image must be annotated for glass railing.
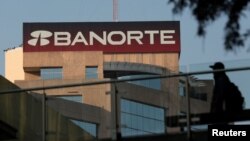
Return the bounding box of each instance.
[1,59,250,141]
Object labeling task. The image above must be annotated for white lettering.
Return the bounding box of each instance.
[212,129,218,136]
[54,32,71,46]
[241,131,247,136]
[212,129,247,136]
[90,31,107,45]
[71,32,88,45]
[160,30,175,44]
[145,30,159,44]
[107,31,126,45]
[127,31,143,45]
[37,30,177,47]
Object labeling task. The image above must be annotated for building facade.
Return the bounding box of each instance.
[5,21,212,139]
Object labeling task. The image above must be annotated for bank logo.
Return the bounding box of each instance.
[28,30,52,46]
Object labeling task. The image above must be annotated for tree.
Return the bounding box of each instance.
[168,0,250,51]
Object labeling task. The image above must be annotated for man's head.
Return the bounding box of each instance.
[209,62,225,70]
[210,62,226,78]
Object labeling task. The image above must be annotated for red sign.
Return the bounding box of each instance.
[23,21,180,53]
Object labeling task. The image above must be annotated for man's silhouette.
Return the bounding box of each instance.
[210,62,231,113]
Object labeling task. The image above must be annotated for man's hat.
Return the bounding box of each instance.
[209,62,225,70]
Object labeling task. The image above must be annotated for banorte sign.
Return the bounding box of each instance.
[23,21,180,53]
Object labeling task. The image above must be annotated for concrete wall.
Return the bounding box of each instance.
[6,48,181,138]
[0,76,95,141]
[47,97,111,138]
[180,80,214,114]
[15,79,112,138]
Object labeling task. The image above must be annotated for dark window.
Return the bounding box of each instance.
[179,82,186,96]
[57,95,83,103]
[190,92,207,101]
[120,99,165,137]
[71,120,97,137]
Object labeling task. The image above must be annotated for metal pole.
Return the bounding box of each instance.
[111,80,119,140]
[114,83,121,141]
[42,89,46,141]
[185,76,192,141]
[113,0,118,22]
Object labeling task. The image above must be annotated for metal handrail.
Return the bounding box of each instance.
[1,66,250,94]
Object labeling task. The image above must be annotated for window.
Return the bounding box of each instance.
[40,68,62,80]
[179,81,186,96]
[120,99,165,137]
[118,75,161,90]
[57,95,83,103]
[190,92,207,101]
[71,120,97,137]
[85,66,98,79]
[179,81,207,101]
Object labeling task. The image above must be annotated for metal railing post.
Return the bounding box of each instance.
[111,80,120,140]
[114,83,121,141]
[42,89,46,141]
[185,75,192,141]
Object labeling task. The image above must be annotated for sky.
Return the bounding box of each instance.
[0,0,250,75]
[0,0,250,110]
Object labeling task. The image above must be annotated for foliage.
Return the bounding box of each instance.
[168,0,250,51]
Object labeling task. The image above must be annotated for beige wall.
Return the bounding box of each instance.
[10,49,180,138]
[23,52,179,80]
[5,47,25,83]
[22,51,179,112]
[5,48,215,138]
[4,48,180,81]
[23,51,104,80]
